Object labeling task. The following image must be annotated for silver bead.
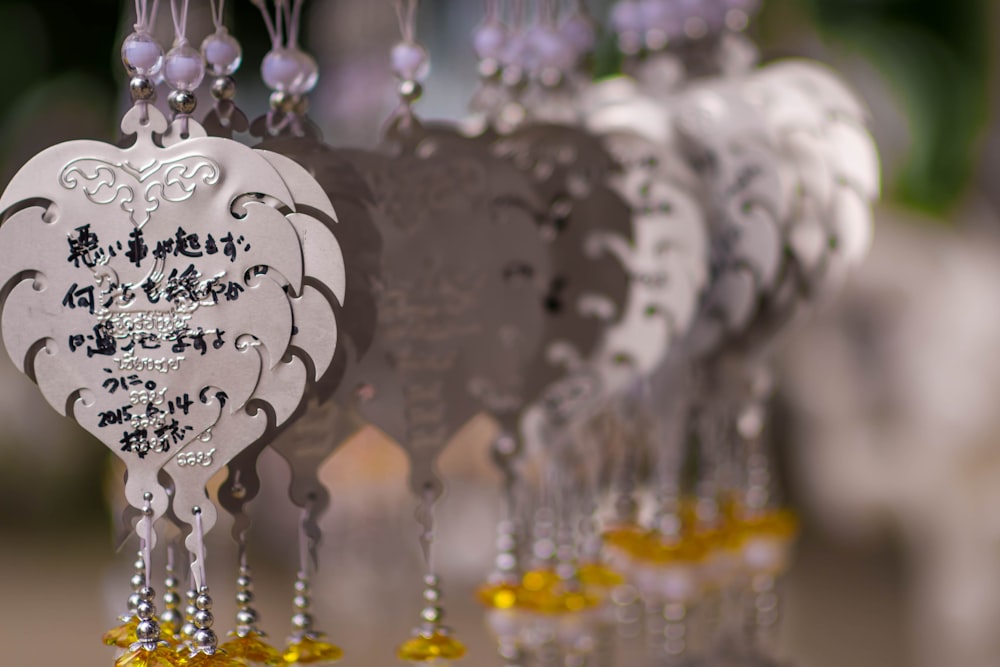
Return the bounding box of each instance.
[236,609,257,627]
[165,576,179,589]
[181,622,196,638]
[195,593,212,611]
[293,579,309,595]
[129,76,156,102]
[128,592,143,611]
[293,595,309,610]
[136,600,155,620]
[130,573,146,589]
[163,591,180,606]
[160,609,180,626]
[194,610,214,628]
[398,80,423,104]
[136,619,159,642]
[236,576,252,589]
[420,606,442,624]
[423,588,440,603]
[134,557,146,572]
[211,76,236,101]
[138,586,155,600]
[269,90,294,113]
[236,590,253,605]
[193,627,217,651]
[423,574,440,588]
[168,89,197,115]
[291,612,313,631]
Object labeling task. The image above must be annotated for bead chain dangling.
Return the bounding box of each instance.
[121,0,163,124]
[217,544,283,665]
[163,0,205,133]
[115,494,183,667]
[103,551,147,651]
[282,506,344,665]
[397,485,466,666]
[158,540,183,645]
[200,0,247,135]
[252,0,319,136]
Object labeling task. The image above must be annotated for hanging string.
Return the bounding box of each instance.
[394,0,419,44]
[298,506,311,578]
[140,493,154,585]
[250,0,283,50]
[134,0,160,32]
[191,507,208,591]
[169,0,191,45]
[284,0,305,48]
[484,0,499,22]
[538,0,558,27]
[209,0,225,31]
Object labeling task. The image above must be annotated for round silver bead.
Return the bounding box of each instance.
[160,609,180,626]
[181,622,196,638]
[138,586,155,600]
[163,591,179,606]
[236,609,257,627]
[423,587,440,603]
[134,557,146,571]
[420,606,443,624]
[293,579,309,594]
[168,89,197,115]
[128,592,143,611]
[291,612,313,631]
[423,574,440,588]
[130,573,146,589]
[211,76,236,101]
[136,600,155,620]
[165,576,178,589]
[236,590,253,605]
[195,593,212,611]
[269,90,294,113]
[194,609,214,628]
[236,576,252,589]
[293,595,309,610]
[398,79,423,104]
[136,620,159,642]
[193,627,217,650]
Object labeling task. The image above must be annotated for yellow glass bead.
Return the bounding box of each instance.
[283,635,344,665]
[576,562,624,589]
[104,618,139,648]
[739,509,799,541]
[219,632,283,665]
[396,631,466,662]
[476,583,520,610]
[521,569,559,593]
[602,525,647,555]
[642,534,706,565]
[115,646,187,667]
[184,652,247,667]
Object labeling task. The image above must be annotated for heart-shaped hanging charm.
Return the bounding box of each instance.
[337,121,550,500]
[0,104,345,533]
[220,125,383,556]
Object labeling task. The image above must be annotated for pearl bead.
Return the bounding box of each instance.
[473,22,507,60]
[390,41,430,82]
[164,42,205,91]
[611,1,645,35]
[531,27,576,73]
[261,47,300,92]
[122,31,164,77]
[289,50,319,95]
[201,29,242,77]
[559,15,596,54]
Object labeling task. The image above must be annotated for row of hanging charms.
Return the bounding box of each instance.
[460,2,882,667]
[606,2,878,667]
[0,0,352,664]
[465,2,713,667]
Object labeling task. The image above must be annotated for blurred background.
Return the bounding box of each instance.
[0,1,997,666]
